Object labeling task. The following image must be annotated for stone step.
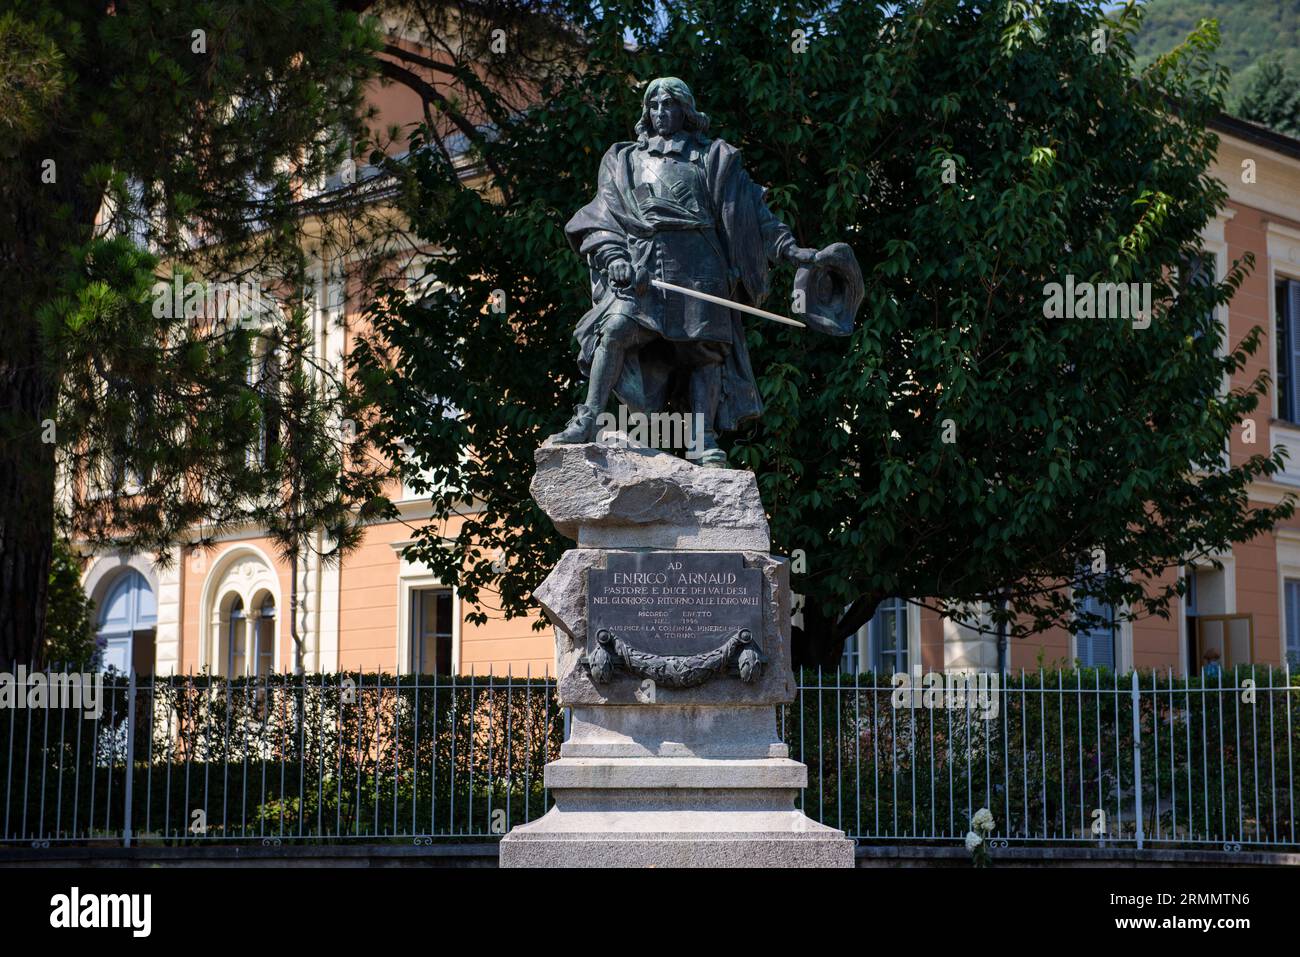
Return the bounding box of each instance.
[543,756,809,790]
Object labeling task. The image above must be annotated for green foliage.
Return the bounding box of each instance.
[358,0,1292,664]
[49,237,265,549]
[0,1,384,664]
[1131,0,1300,111]
[0,11,65,152]
[0,673,562,842]
[793,666,1300,844]
[42,539,97,669]
[1236,53,1300,136]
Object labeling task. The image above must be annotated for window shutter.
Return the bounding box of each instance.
[1076,594,1115,668]
[1289,281,1300,422]
[1279,280,1300,421]
[1078,628,1115,668]
[1286,580,1300,665]
[1094,627,1115,668]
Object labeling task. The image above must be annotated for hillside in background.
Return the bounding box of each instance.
[1131,0,1300,107]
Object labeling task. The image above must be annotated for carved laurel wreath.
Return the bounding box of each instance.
[582,627,765,688]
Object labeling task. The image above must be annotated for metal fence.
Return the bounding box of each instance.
[793,667,1299,851]
[2,666,1297,851]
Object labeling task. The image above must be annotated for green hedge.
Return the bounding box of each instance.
[1,672,561,844]
[786,666,1300,845]
[5,667,1297,847]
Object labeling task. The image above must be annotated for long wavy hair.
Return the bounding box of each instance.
[634,77,710,141]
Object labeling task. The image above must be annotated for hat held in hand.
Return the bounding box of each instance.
[793,242,864,337]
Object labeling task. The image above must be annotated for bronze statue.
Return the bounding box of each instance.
[548,77,862,466]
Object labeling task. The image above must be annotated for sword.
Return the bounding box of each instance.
[647,277,807,329]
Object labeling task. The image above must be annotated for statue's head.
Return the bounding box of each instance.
[635,77,710,140]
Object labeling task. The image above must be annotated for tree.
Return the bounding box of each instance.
[356,0,1293,665]
[248,305,390,674]
[1,2,385,665]
[42,537,97,669]
[1235,53,1300,137]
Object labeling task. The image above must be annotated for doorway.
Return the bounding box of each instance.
[95,569,157,674]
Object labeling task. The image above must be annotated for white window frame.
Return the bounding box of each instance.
[1277,530,1300,670]
[1178,554,1236,675]
[842,598,921,675]
[392,540,461,674]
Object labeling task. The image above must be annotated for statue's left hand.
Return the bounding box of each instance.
[787,246,819,265]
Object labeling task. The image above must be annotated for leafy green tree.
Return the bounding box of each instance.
[1,2,384,665]
[357,0,1293,665]
[42,537,97,669]
[1236,53,1300,136]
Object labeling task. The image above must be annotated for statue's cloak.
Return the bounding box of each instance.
[565,138,791,431]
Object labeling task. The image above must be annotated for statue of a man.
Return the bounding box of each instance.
[547,77,823,466]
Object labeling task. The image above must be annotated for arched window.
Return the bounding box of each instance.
[214,593,277,678]
[225,597,246,676]
[203,550,279,675]
[95,569,157,674]
[253,595,277,676]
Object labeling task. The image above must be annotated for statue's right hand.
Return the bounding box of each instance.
[608,260,634,287]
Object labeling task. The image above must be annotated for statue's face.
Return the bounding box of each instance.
[647,91,685,137]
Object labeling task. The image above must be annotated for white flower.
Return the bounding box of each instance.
[965,830,982,852]
[972,807,996,833]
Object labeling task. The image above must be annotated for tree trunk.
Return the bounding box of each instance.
[289,548,305,746]
[290,549,303,675]
[2,135,96,667]
[790,591,884,670]
[792,600,833,670]
[0,366,57,667]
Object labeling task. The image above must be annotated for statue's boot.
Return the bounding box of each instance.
[546,403,599,444]
[691,362,727,468]
[545,335,623,444]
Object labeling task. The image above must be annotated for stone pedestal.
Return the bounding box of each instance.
[499,441,854,868]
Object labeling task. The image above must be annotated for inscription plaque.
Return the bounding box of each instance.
[586,552,764,657]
